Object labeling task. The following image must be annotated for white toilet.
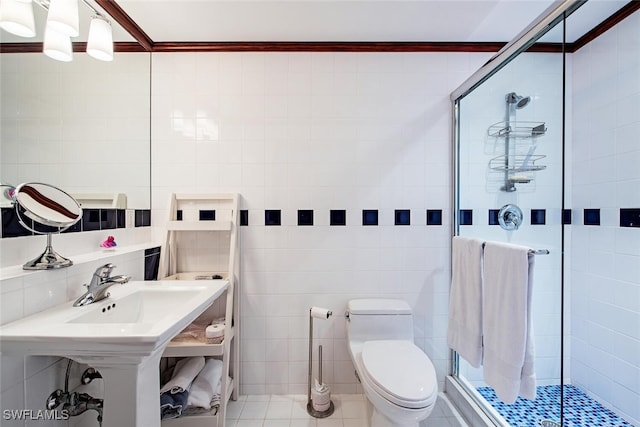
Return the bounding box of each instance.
[346,299,437,427]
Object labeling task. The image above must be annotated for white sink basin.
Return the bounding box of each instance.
[0,279,229,358]
[0,279,230,427]
[69,288,198,324]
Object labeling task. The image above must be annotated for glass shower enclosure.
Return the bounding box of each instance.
[450,1,639,426]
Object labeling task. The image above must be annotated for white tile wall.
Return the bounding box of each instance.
[570,10,640,426]
[150,51,492,395]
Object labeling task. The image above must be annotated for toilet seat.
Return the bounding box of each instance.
[361,340,437,409]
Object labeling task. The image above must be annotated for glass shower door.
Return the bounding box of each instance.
[453,47,566,427]
[451,2,640,426]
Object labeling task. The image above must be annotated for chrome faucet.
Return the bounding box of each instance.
[73,263,130,307]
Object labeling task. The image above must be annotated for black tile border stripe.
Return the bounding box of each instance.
[134,210,152,228]
[199,210,216,221]
[330,210,346,226]
[531,209,546,225]
[459,209,473,226]
[584,209,600,226]
[394,209,411,226]
[240,210,249,226]
[297,210,314,226]
[488,209,499,226]
[362,210,379,226]
[1,208,151,238]
[427,210,443,226]
[265,210,282,226]
[5,207,639,237]
[620,209,640,228]
[237,208,447,227]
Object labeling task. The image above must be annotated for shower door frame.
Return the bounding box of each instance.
[449,1,582,425]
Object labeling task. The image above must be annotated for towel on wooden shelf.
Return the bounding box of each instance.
[482,241,536,404]
[160,356,205,394]
[160,389,189,419]
[186,358,223,410]
[172,321,208,342]
[447,236,485,368]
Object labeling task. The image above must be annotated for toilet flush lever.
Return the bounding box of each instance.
[344,311,350,321]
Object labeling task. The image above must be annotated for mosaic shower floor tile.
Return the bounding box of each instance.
[477,384,633,427]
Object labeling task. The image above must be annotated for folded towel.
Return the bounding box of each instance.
[447,236,485,368]
[182,406,216,417]
[187,358,223,409]
[160,356,205,394]
[211,390,222,408]
[160,390,189,420]
[183,377,230,417]
[482,241,536,404]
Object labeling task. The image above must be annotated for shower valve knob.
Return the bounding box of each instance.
[498,204,523,231]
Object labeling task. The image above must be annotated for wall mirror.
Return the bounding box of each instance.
[0,1,151,212]
[11,182,82,269]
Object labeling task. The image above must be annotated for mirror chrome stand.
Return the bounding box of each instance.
[11,182,82,270]
[23,233,73,270]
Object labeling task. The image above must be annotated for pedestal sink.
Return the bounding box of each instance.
[0,280,229,427]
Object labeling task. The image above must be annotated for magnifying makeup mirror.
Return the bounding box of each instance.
[11,182,82,270]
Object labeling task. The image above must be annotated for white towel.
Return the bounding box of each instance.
[160,356,206,394]
[447,236,484,368]
[187,358,223,409]
[482,241,536,404]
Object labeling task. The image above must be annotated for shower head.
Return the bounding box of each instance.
[505,92,531,109]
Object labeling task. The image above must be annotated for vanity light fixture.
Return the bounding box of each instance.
[46,0,79,37]
[0,0,36,38]
[0,0,114,62]
[86,14,112,61]
[43,24,73,61]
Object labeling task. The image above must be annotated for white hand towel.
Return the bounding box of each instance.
[187,358,223,409]
[160,356,206,394]
[447,236,484,368]
[482,241,536,404]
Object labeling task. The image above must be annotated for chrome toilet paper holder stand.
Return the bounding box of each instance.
[307,306,335,418]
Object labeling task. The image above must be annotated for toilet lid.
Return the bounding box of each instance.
[361,340,437,409]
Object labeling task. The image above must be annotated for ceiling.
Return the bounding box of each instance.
[0,1,632,46]
[116,0,558,43]
[113,0,629,44]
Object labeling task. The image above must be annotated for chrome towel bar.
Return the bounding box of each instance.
[529,249,549,255]
[474,240,550,255]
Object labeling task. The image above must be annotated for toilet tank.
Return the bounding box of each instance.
[346,299,414,342]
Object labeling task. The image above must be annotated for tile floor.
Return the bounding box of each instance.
[225,393,469,427]
[478,385,633,427]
